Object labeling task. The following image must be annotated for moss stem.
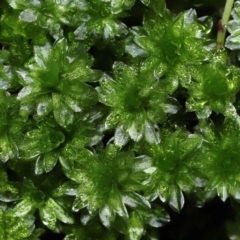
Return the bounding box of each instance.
[216,0,234,50]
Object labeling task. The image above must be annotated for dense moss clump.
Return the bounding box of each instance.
[1,0,240,239]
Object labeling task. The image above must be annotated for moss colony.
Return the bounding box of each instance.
[1,0,240,239]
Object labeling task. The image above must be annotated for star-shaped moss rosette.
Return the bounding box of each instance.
[131,7,211,92]
[225,1,240,50]
[0,36,33,68]
[0,90,23,162]
[63,144,153,228]
[97,62,179,146]
[73,0,129,40]
[18,118,65,173]
[17,38,102,128]
[7,0,85,40]
[0,5,28,41]
[0,4,47,48]
[0,9,35,68]
[143,129,203,212]
[0,9,36,67]
[12,173,74,233]
[18,109,104,174]
[0,203,44,239]
[195,117,240,202]
[186,50,240,119]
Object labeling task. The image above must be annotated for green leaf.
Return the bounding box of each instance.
[217,182,229,202]
[19,127,65,159]
[123,192,151,209]
[47,198,74,224]
[8,0,41,9]
[180,133,203,159]
[53,180,78,197]
[144,204,170,228]
[0,169,19,201]
[111,0,135,14]
[127,211,144,240]
[168,185,184,213]
[226,1,240,50]
[59,154,74,170]
[99,204,116,228]
[108,188,128,218]
[52,38,67,66]
[35,155,45,175]
[144,121,160,144]
[40,205,57,231]
[13,198,34,217]
[128,121,144,142]
[115,124,129,147]
[36,95,53,117]
[52,93,75,128]
[43,151,59,173]
[73,196,88,212]
[226,28,240,50]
